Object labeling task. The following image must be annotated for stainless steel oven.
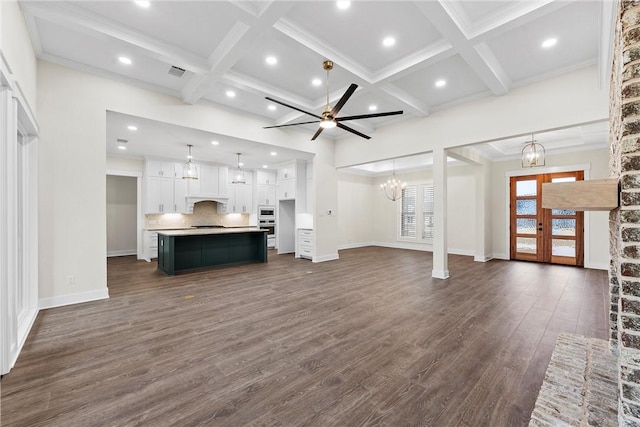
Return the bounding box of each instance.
[258,205,276,248]
[258,206,275,220]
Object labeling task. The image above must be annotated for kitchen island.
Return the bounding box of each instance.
[156,227,268,275]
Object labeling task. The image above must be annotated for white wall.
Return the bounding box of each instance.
[107,156,144,173]
[106,176,137,256]
[489,147,610,269]
[37,60,338,303]
[336,172,374,248]
[338,165,477,256]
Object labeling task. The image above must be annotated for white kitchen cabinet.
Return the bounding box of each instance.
[187,164,225,197]
[257,170,276,185]
[218,170,254,214]
[297,229,313,260]
[174,178,187,213]
[278,179,295,200]
[145,177,189,214]
[277,163,296,181]
[146,177,175,213]
[257,184,276,206]
[143,230,158,261]
[146,160,176,178]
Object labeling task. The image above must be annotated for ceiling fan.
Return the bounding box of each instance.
[263,60,403,140]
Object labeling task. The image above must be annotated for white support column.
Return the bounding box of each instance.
[432,147,449,279]
[474,163,492,262]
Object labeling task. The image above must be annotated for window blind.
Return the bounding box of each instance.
[423,185,434,239]
[401,186,417,238]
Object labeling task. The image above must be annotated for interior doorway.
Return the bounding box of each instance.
[510,171,584,266]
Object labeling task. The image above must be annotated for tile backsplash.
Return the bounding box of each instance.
[145,201,249,229]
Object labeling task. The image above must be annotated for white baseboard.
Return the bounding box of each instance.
[585,261,608,271]
[492,253,509,260]
[313,253,340,263]
[10,308,39,371]
[337,242,375,250]
[432,269,450,279]
[474,255,494,262]
[107,249,137,257]
[39,288,110,310]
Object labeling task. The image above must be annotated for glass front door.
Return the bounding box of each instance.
[510,171,584,266]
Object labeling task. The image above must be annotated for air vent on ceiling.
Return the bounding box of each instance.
[168,66,186,77]
[116,138,128,143]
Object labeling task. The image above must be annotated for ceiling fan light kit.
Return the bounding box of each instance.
[263,60,403,140]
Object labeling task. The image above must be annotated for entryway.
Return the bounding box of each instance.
[510,171,584,266]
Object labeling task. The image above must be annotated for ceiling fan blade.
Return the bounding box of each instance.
[337,122,371,140]
[331,84,358,116]
[265,97,322,120]
[311,127,324,141]
[337,110,404,121]
[263,120,319,129]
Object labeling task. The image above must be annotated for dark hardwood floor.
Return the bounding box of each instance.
[0,247,609,426]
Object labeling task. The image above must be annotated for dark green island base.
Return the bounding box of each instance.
[156,228,268,275]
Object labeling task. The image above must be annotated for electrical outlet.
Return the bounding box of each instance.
[67,275,75,285]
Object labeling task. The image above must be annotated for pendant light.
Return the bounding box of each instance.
[380,159,406,201]
[521,134,546,168]
[182,144,199,179]
[232,153,246,184]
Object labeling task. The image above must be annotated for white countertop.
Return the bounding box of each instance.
[156,227,268,237]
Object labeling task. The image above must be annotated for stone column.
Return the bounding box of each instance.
[612,1,640,423]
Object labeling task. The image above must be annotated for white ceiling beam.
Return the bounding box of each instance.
[414,1,510,96]
[181,2,295,105]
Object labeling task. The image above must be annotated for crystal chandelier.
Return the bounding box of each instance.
[521,134,546,168]
[182,144,199,179]
[232,153,246,184]
[380,159,406,201]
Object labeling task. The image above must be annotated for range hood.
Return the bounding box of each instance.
[185,196,229,214]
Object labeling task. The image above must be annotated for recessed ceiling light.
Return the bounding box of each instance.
[382,37,396,47]
[336,1,351,9]
[118,56,132,65]
[226,90,236,98]
[268,105,276,111]
[265,56,277,66]
[435,79,446,88]
[312,78,322,87]
[118,145,127,150]
[127,125,138,131]
[211,140,219,145]
[262,165,268,169]
[541,38,557,48]
[369,105,377,111]
[134,0,150,8]
[270,151,277,156]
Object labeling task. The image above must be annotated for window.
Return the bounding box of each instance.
[400,184,434,240]
[401,186,417,237]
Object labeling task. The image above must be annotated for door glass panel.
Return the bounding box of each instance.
[552,177,576,183]
[552,239,576,257]
[552,219,576,236]
[516,180,537,197]
[552,209,576,216]
[516,237,536,254]
[516,219,537,234]
[516,199,536,215]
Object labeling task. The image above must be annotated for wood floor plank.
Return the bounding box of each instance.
[0,248,609,426]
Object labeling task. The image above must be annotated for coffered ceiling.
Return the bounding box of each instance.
[19,0,613,169]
